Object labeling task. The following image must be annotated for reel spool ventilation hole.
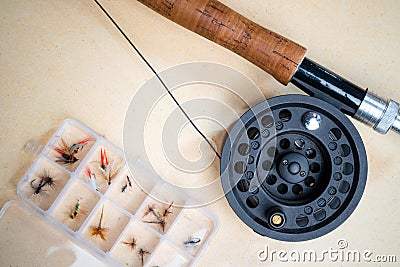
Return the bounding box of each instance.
[221,94,367,241]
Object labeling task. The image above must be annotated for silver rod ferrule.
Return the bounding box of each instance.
[354,91,400,135]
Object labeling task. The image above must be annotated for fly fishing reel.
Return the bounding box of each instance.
[221,94,367,241]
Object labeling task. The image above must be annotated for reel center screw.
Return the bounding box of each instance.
[288,162,301,175]
[278,153,309,184]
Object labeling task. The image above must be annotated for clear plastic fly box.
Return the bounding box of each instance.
[0,118,220,267]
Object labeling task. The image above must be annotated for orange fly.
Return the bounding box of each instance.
[99,148,119,185]
[90,205,109,241]
[85,166,98,191]
[122,237,137,251]
[53,137,91,164]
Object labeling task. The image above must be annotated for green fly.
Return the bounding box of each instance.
[70,198,82,219]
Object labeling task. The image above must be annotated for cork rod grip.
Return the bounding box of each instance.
[137,0,307,85]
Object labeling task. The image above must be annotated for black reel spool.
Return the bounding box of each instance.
[221,94,367,241]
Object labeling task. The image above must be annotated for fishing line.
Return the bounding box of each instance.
[93,0,221,159]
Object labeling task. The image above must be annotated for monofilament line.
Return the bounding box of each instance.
[93,0,221,159]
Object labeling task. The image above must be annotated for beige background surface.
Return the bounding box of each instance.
[1,0,399,266]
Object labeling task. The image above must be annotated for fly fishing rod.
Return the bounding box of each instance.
[137,0,400,136]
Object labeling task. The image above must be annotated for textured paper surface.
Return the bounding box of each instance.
[0,0,399,266]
